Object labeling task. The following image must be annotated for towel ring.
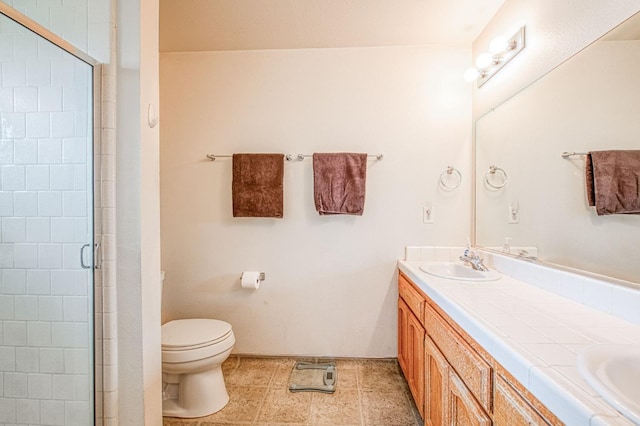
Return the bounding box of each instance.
[439,166,462,190]
[485,165,508,189]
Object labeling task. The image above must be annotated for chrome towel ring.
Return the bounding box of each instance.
[439,166,462,190]
[485,165,508,189]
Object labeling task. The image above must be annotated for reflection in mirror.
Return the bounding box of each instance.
[475,12,640,285]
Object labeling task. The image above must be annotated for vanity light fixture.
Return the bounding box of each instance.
[464,26,526,87]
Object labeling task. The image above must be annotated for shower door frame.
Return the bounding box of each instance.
[0,3,103,424]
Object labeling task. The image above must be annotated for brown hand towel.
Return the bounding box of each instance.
[232,153,284,218]
[585,150,640,215]
[313,153,367,216]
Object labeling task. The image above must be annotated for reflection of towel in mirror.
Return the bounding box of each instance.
[586,150,640,215]
[232,153,284,218]
[313,153,367,215]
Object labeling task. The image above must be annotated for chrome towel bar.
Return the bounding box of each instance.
[206,153,384,161]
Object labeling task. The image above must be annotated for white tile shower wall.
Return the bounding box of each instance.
[0,13,93,426]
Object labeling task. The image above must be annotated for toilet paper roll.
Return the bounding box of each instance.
[241,271,261,289]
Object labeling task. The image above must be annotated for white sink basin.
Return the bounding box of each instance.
[578,344,640,425]
[419,262,500,282]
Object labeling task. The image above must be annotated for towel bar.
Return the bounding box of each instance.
[561,151,588,159]
[206,153,384,161]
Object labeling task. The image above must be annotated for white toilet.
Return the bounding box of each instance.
[161,274,236,419]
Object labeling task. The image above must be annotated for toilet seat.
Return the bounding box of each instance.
[162,319,232,351]
[161,319,235,364]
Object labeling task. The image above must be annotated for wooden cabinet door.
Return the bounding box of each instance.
[425,336,449,426]
[407,309,425,418]
[449,369,492,426]
[494,375,551,426]
[398,298,410,377]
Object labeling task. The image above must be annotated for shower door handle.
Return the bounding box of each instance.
[80,243,91,269]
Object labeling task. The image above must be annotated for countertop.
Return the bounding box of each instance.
[398,259,640,426]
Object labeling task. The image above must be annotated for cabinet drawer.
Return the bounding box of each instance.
[494,375,552,426]
[425,302,492,412]
[399,273,424,323]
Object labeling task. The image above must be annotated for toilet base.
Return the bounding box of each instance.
[162,365,230,418]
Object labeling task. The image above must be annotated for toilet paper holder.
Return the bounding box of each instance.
[242,272,265,281]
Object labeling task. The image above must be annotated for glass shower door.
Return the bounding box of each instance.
[0,9,96,426]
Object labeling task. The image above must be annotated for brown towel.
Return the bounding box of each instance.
[585,150,640,215]
[313,153,367,215]
[232,153,284,218]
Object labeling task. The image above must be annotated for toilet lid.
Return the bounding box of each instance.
[162,319,232,350]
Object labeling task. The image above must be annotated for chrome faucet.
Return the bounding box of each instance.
[516,249,538,261]
[460,249,489,271]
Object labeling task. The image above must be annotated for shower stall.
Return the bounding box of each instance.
[0,4,102,425]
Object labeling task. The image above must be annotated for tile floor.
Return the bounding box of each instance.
[163,356,422,426]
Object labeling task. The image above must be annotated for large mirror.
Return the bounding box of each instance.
[475,12,640,285]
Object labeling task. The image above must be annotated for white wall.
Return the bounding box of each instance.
[471,0,640,117]
[160,45,472,357]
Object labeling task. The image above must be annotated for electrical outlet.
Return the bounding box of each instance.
[508,204,519,224]
[423,205,434,224]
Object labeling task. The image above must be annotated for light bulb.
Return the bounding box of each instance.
[489,36,509,54]
[463,67,480,82]
[475,53,493,69]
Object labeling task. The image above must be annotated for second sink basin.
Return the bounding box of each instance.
[419,262,500,282]
[578,344,640,425]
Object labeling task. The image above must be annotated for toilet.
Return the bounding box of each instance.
[161,273,236,417]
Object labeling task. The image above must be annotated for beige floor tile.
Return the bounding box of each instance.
[309,389,362,425]
[360,389,417,426]
[225,358,277,387]
[163,419,200,426]
[198,385,267,424]
[257,387,312,424]
[358,361,405,392]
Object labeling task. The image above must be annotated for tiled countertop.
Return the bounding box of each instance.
[398,258,640,426]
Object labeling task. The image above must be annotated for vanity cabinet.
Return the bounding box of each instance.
[398,271,561,426]
[398,274,425,418]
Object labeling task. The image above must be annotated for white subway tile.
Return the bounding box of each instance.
[74,110,89,137]
[13,243,38,268]
[28,373,52,399]
[611,286,640,325]
[12,34,38,62]
[27,321,51,347]
[0,295,15,319]
[27,270,50,295]
[63,296,88,322]
[0,347,16,371]
[1,165,26,190]
[0,139,13,164]
[39,295,63,321]
[14,139,37,164]
[2,269,25,295]
[13,87,37,113]
[64,348,89,374]
[16,397,40,424]
[38,244,63,269]
[51,112,74,138]
[26,164,50,190]
[1,217,25,243]
[27,60,51,86]
[26,112,50,138]
[74,164,87,190]
[3,321,26,346]
[51,217,74,243]
[14,294,38,321]
[65,400,90,425]
[0,397,16,423]
[63,191,86,216]
[4,372,27,397]
[0,87,13,112]
[51,60,75,87]
[39,86,63,112]
[26,217,49,243]
[0,243,14,268]
[63,243,84,269]
[62,138,87,164]
[38,191,62,216]
[73,218,88,243]
[583,278,614,314]
[53,374,86,400]
[38,38,63,61]
[50,164,75,190]
[2,62,26,87]
[51,322,76,347]
[41,399,65,425]
[0,191,13,216]
[13,191,37,217]
[38,138,62,164]
[40,348,64,374]
[15,347,39,373]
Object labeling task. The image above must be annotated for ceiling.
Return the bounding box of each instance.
[160,0,506,52]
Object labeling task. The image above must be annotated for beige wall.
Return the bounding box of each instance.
[160,45,472,357]
[472,0,640,117]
